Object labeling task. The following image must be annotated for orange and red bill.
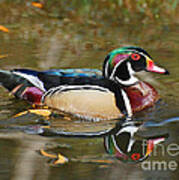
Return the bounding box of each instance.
[146,59,169,75]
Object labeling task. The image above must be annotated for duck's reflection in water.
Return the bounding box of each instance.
[27,118,168,164]
[104,121,167,163]
[1,113,172,165]
[1,115,176,180]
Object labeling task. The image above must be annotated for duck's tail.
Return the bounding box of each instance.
[0,69,32,98]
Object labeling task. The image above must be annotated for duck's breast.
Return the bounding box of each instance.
[125,81,159,112]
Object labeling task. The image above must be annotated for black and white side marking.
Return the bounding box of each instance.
[42,85,111,103]
[120,89,133,118]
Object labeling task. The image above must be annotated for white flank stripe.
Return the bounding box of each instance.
[47,85,110,93]
[42,85,111,102]
[121,89,133,117]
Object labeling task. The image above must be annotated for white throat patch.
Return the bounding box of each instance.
[108,59,139,86]
[115,62,139,86]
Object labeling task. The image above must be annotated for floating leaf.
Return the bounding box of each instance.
[13,110,28,118]
[89,159,113,164]
[40,149,57,158]
[0,54,8,59]
[40,149,68,165]
[31,2,43,9]
[0,25,9,33]
[29,109,52,117]
[54,153,69,165]
[13,109,51,118]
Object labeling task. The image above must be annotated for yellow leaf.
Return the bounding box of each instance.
[0,54,8,59]
[40,149,57,158]
[31,2,43,9]
[0,25,9,33]
[29,109,52,117]
[14,111,28,118]
[90,159,113,164]
[54,153,68,164]
[14,109,51,118]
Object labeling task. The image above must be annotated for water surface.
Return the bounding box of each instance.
[0,2,178,180]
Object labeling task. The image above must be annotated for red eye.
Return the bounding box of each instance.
[131,53,140,61]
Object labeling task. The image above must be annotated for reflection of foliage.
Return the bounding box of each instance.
[44,0,178,23]
[0,0,178,24]
[0,0,178,70]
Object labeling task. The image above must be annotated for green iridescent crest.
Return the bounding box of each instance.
[107,47,136,68]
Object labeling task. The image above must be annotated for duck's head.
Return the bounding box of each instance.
[103,46,169,86]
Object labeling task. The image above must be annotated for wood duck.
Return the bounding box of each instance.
[0,46,169,121]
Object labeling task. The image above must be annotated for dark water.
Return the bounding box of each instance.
[0,3,179,180]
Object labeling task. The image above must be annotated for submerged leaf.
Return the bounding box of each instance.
[54,153,69,165]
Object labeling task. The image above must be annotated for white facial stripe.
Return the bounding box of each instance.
[107,50,149,79]
[116,126,139,136]
[153,138,165,145]
[105,136,109,151]
[13,71,46,91]
[127,138,135,152]
[108,54,140,85]
[138,52,149,59]
[125,50,148,58]
[127,62,135,75]
[112,135,125,154]
[109,58,126,80]
[104,61,109,77]
[116,125,139,152]
[121,89,133,117]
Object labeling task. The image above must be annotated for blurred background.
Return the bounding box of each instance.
[0,0,178,69]
[0,1,178,180]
